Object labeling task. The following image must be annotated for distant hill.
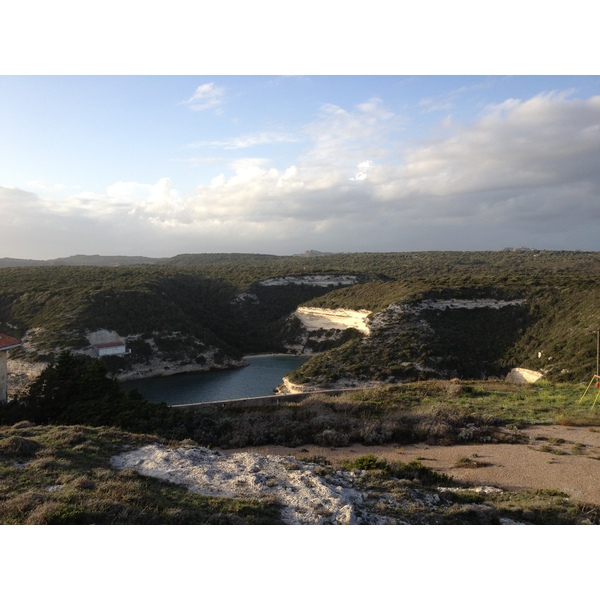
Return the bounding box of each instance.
[0,255,163,267]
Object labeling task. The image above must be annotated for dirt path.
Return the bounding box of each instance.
[223,424,600,506]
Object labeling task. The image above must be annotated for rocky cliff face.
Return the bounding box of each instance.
[6,358,45,399]
[8,293,541,396]
[294,307,372,335]
[281,297,535,389]
[114,343,246,382]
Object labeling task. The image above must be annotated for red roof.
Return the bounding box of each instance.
[0,333,21,351]
[95,340,126,349]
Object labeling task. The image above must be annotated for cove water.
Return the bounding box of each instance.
[122,354,309,406]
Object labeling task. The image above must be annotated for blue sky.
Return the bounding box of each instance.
[1,5,599,259]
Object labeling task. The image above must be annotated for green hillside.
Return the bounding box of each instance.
[0,250,598,384]
[282,250,599,384]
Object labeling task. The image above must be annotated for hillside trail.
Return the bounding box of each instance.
[223,424,600,506]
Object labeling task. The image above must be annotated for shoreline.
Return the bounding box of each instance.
[7,351,311,395]
[120,354,311,405]
[118,352,309,384]
[243,352,306,358]
[116,358,248,383]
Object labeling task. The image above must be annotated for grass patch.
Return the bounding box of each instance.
[0,423,282,525]
[538,445,569,456]
[0,436,42,457]
[571,443,586,455]
[3,377,600,525]
[342,454,454,487]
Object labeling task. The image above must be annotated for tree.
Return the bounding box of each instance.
[12,352,125,424]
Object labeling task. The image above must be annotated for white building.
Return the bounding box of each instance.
[94,340,127,357]
[0,333,21,403]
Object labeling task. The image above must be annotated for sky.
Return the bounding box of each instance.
[1,6,599,259]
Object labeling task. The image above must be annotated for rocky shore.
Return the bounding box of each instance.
[115,356,247,382]
[278,375,381,395]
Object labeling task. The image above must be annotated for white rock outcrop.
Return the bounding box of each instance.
[294,307,372,335]
[110,444,364,525]
[409,298,526,313]
[505,368,543,384]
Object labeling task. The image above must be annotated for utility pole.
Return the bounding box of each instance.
[596,329,600,377]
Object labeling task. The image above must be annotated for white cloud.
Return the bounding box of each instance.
[350,160,374,181]
[182,83,225,112]
[105,178,189,225]
[373,93,600,210]
[169,92,600,249]
[189,131,299,150]
[301,97,400,177]
[26,180,69,191]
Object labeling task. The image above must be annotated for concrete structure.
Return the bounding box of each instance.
[0,333,22,403]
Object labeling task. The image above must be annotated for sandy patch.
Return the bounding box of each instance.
[237,425,600,506]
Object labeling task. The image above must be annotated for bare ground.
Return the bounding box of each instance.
[222,424,600,506]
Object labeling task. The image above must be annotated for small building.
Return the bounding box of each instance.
[0,333,22,403]
[94,339,127,357]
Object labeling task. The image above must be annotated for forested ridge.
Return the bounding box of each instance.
[1,249,598,384]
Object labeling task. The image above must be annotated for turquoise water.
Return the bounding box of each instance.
[122,354,309,406]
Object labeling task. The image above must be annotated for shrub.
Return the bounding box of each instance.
[313,429,350,447]
[343,454,390,471]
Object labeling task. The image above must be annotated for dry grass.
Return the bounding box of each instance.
[454,456,491,469]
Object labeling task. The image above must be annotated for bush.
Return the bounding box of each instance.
[343,454,390,471]
[313,429,350,447]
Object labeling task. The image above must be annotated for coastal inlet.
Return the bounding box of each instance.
[121,354,309,406]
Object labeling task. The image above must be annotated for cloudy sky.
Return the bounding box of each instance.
[1,74,599,259]
[1,3,598,259]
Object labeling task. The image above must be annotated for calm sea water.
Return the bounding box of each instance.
[122,354,309,406]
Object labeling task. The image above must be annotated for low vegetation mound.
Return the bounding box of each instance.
[0,423,281,525]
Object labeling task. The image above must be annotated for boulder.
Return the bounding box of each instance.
[505,367,543,384]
